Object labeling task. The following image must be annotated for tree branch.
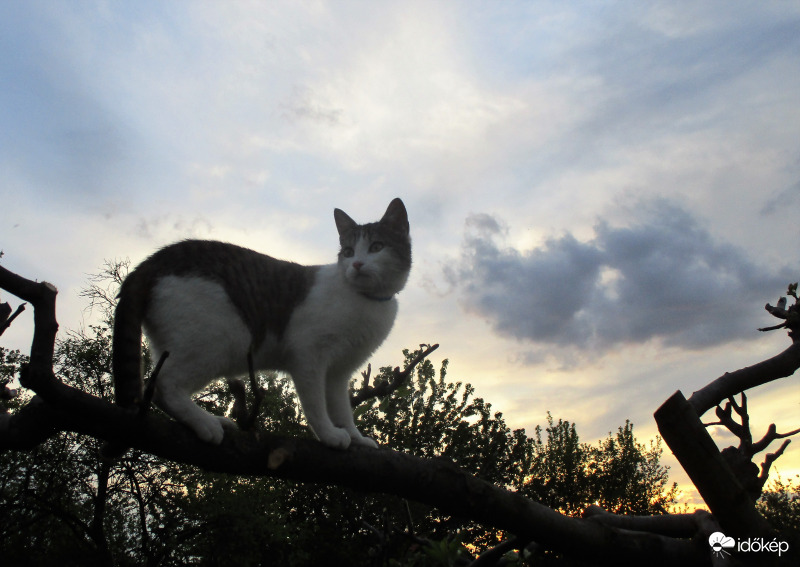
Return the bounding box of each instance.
[350,343,439,407]
[758,439,791,487]
[0,301,26,336]
[583,505,717,539]
[0,264,713,566]
[760,284,799,332]
[752,424,800,455]
[699,387,800,501]
[469,536,523,566]
[1,395,707,566]
[687,341,800,417]
[654,391,772,539]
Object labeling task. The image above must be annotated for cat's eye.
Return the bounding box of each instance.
[341,247,355,258]
[369,242,384,253]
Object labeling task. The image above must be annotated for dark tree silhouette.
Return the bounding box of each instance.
[1,263,798,566]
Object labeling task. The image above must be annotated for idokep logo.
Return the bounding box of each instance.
[708,531,790,559]
[708,532,735,558]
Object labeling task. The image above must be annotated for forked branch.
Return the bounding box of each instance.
[702,390,800,499]
[350,343,439,407]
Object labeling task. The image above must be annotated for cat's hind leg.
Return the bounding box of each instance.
[146,343,238,444]
[143,276,248,444]
[153,370,233,444]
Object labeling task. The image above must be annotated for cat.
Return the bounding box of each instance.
[112,198,411,450]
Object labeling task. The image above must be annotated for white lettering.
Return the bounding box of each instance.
[735,537,789,557]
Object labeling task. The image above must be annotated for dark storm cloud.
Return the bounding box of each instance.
[449,200,793,353]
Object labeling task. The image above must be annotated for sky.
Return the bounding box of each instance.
[2,1,799,508]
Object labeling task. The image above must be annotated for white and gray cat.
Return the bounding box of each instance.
[112,198,411,449]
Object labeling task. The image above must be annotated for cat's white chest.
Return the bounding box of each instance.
[282,264,397,372]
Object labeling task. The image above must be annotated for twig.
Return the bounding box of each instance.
[245,348,265,430]
[360,363,372,393]
[228,378,249,425]
[141,351,169,414]
[758,439,792,487]
[758,322,787,332]
[0,302,27,336]
[350,344,439,407]
[227,349,266,431]
[403,499,415,538]
[469,537,523,567]
[760,284,799,339]
[361,520,386,544]
[100,350,169,460]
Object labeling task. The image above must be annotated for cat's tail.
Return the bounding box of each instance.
[112,266,152,409]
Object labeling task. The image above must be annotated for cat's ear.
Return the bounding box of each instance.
[380,198,409,235]
[334,208,358,236]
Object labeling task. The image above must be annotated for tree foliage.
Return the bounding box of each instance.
[520,415,677,518]
[1,327,681,566]
[756,474,800,555]
[2,264,798,566]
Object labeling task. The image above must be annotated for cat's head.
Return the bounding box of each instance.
[333,198,411,300]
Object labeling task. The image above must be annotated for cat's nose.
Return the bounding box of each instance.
[352,261,364,271]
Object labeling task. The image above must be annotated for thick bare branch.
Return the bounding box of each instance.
[687,341,800,416]
[583,505,716,539]
[1,393,707,566]
[655,391,772,539]
[689,285,799,418]
[0,268,60,411]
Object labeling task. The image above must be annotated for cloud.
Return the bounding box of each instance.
[760,180,800,216]
[280,85,344,126]
[448,199,793,356]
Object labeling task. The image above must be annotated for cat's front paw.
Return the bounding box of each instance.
[350,434,379,449]
[217,415,237,430]
[318,427,352,450]
[191,415,235,445]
